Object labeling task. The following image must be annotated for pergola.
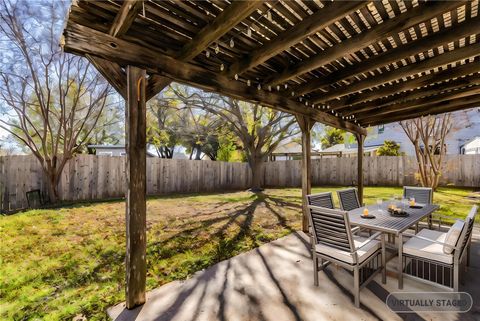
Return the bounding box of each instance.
[62,0,480,309]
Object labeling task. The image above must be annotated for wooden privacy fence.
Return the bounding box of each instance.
[263,155,480,188]
[1,154,479,212]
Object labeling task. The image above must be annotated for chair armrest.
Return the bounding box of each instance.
[351,226,361,234]
[355,232,382,251]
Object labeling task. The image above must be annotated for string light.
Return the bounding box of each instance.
[276,85,280,91]
[284,84,288,89]
[203,3,281,88]
[257,83,261,90]
[268,85,272,91]
[291,92,295,97]
[247,80,251,86]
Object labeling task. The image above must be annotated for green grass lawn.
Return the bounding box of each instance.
[0,186,478,320]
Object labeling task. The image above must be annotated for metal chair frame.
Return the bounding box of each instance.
[401,205,477,291]
[308,205,386,307]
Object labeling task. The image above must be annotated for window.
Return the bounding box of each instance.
[378,125,385,134]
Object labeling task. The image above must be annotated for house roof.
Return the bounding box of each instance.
[273,141,320,154]
[88,145,157,157]
[62,1,480,135]
[322,143,378,154]
[461,136,480,147]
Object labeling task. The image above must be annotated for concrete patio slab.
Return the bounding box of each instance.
[108,228,480,321]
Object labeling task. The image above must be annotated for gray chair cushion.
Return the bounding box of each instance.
[443,220,465,254]
[315,235,380,264]
[403,229,453,264]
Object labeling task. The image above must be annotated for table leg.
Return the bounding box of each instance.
[381,233,386,284]
[398,233,403,289]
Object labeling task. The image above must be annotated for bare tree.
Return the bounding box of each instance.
[400,114,452,190]
[0,1,112,202]
[172,86,299,191]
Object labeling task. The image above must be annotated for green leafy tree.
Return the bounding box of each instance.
[376,140,401,156]
[216,131,239,162]
[172,86,299,191]
[146,92,184,158]
[321,127,345,149]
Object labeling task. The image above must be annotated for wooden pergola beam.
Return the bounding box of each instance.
[63,23,366,135]
[177,0,264,61]
[344,73,480,116]
[342,73,480,116]
[293,14,479,97]
[269,0,465,89]
[362,95,480,126]
[144,1,263,100]
[356,85,480,121]
[87,55,126,99]
[145,74,171,101]
[296,115,315,233]
[227,1,365,77]
[336,62,480,114]
[125,65,147,309]
[109,0,143,37]
[355,133,365,205]
[312,42,480,104]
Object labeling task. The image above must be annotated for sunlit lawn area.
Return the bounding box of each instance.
[1,186,478,320]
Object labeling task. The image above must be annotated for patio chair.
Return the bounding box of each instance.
[401,205,478,291]
[337,188,362,211]
[307,192,334,209]
[403,186,433,204]
[404,186,434,229]
[307,192,360,235]
[308,205,386,307]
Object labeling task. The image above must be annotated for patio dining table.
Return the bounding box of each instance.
[348,202,439,289]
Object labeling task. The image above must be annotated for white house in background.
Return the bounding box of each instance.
[461,137,480,154]
[87,145,157,157]
[346,108,480,156]
[270,141,316,160]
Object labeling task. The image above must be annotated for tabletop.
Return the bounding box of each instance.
[348,203,439,235]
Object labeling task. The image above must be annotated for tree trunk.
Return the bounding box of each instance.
[194,146,202,160]
[46,170,59,203]
[249,155,264,192]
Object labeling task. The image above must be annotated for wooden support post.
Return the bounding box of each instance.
[296,115,315,232]
[355,133,365,205]
[125,65,147,309]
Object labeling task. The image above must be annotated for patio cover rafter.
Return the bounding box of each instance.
[269,0,467,89]
[292,14,480,97]
[64,0,480,128]
[63,23,365,134]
